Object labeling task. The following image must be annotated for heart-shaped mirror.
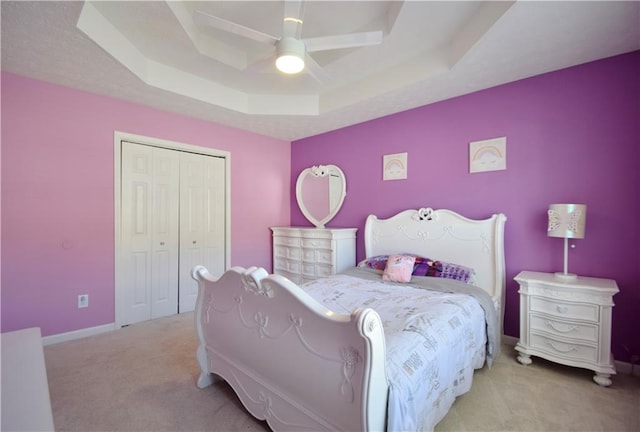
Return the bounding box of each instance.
[295,165,346,228]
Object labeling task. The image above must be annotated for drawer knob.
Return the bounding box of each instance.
[556,305,569,314]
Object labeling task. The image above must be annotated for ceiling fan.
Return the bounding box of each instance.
[193,0,383,82]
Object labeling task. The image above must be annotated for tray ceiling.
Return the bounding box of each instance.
[2,1,639,141]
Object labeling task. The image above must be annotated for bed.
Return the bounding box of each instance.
[192,207,507,431]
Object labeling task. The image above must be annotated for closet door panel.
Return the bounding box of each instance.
[121,144,154,325]
[121,142,180,325]
[178,153,226,313]
[179,153,205,313]
[203,156,226,278]
[150,149,180,319]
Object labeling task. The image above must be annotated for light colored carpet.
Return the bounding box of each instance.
[44,312,640,432]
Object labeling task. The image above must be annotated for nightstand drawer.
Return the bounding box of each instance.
[530,297,599,322]
[530,333,597,363]
[530,314,598,343]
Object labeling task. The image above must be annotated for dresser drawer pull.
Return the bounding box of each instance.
[547,340,577,353]
[556,305,569,314]
[545,321,577,333]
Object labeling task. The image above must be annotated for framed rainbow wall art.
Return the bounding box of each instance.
[469,137,506,173]
[383,152,408,180]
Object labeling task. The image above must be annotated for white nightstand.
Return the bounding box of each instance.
[514,271,619,386]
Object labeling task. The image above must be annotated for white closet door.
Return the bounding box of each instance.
[121,142,179,325]
[201,155,226,277]
[150,148,180,319]
[178,152,226,313]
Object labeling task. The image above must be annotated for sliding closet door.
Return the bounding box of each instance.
[120,142,180,325]
[178,152,226,313]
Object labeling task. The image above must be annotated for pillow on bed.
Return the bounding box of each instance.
[382,254,415,283]
[359,254,476,284]
[412,256,476,284]
[358,254,390,271]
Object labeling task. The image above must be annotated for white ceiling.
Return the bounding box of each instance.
[2,1,639,141]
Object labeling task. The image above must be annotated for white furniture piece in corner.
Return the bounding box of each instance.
[1,327,55,431]
[515,271,619,386]
[271,227,357,284]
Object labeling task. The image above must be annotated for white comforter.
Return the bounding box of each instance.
[302,271,490,432]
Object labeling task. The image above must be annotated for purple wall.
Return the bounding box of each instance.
[1,72,291,336]
[291,52,640,362]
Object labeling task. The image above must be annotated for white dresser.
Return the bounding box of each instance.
[514,271,619,386]
[271,227,357,284]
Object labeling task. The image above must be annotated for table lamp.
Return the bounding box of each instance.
[547,204,586,280]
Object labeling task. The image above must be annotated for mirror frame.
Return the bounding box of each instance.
[295,164,346,228]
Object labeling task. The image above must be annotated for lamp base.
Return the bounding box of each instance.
[554,272,578,281]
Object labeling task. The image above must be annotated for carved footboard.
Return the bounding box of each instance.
[192,266,388,432]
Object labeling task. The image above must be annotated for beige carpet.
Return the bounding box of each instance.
[44,312,640,432]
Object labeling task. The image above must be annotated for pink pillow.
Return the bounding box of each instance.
[382,254,416,283]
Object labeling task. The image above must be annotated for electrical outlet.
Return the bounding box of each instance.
[78,294,89,308]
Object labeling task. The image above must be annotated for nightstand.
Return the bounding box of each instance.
[514,271,619,386]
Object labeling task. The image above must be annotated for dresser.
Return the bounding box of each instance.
[514,271,619,386]
[271,227,357,284]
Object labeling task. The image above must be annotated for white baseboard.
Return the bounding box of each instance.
[42,323,115,346]
[501,334,639,376]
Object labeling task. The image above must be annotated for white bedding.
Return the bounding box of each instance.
[303,272,489,432]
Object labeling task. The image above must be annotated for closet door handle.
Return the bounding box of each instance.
[192,240,197,244]
[160,242,165,246]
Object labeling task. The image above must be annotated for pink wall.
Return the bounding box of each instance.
[291,51,640,362]
[1,72,290,336]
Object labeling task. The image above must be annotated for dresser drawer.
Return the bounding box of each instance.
[274,258,300,274]
[301,238,332,249]
[274,245,301,260]
[316,264,334,278]
[301,262,333,278]
[530,332,597,363]
[530,313,598,343]
[302,248,334,264]
[530,297,599,322]
[274,236,301,247]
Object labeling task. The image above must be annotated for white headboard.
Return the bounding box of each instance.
[364,208,507,307]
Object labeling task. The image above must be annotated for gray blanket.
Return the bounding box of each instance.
[341,267,501,366]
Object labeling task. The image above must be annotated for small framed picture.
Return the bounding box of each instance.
[469,137,506,173]
[383,152,408,180]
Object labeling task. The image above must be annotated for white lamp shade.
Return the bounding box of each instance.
[276,37,305,74]
[547,204,587,239]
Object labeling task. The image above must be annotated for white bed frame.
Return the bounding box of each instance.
[192,208,507,431]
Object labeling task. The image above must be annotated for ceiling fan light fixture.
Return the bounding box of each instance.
[276,37,305,74]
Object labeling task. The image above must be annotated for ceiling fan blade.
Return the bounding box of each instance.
[193,10,278,46]
[304,53,329,84]
[244,53,277,73]
[282,0,304,39]
[304,30,383,53]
